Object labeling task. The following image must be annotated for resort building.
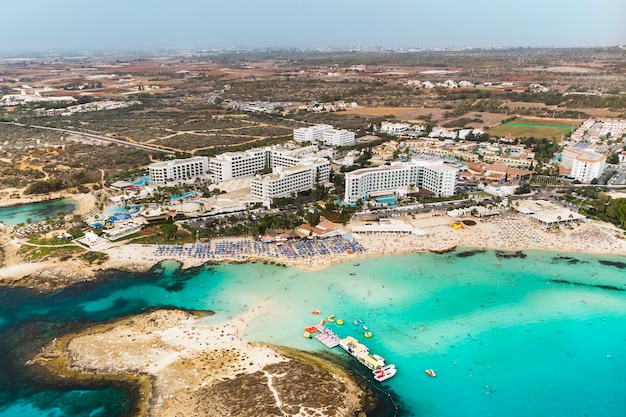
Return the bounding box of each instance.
[344,158,458,204]
[207,145,330,189]
[250,155,330,200]
[293,124,355,147]
[321,128,356,147]
[251,165,317,199]
[148,156,209,185]
[208,149,268,183]
[560,142,606,183]
[293,124,334,143]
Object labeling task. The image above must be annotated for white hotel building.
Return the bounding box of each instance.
[321,128,356,146]
[293,124,355,146]
[560,142,606,183]
[344,159,458,204]
[208,149,269,184]
[251,165,318,199]
[148,156,209,185]
[251,155,330,200]
[293,124,333,143]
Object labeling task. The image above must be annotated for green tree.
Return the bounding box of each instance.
[160,222,178,240]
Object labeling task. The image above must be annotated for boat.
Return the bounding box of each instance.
[372,364,395,374]
[363,325,368,331]
[349,272,356,276]
[425,369,437,377]
[374,367,397,382]
[364,331,372,338]
[312,310,321,315]
[353,320,358,326]
[336,319,344,325]
[339,336,386,371]
[304,331,311,338]
[354,262,360,266]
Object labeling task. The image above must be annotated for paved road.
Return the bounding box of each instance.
[2,122,176,155]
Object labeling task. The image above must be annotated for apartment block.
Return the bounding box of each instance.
[321,128,356,147]
[251,165,317,199]
[293,124,333,143]
[560,142,606,182]
[148,156,209,185]
[344,159,458,204]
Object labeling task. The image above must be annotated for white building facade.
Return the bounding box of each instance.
[321,129,356,147]
[148,156,209,185]
[344,159,458,204]
[251,165,317,199]
[208,146,330,186]
[208,149,268,183]
[570,153,606,183]
[293,124,333,143]
[561,143,606,183]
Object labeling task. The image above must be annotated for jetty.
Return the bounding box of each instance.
[339,336,386,371]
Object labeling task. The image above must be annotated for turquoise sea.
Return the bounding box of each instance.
[1,249,625,416]
[0,199,77,226]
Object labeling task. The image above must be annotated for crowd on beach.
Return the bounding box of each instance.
[104,211,626,273]
[153,236,366,261]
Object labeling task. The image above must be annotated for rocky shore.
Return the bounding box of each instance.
[30,308,384,417]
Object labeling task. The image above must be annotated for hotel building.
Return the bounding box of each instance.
[251,165,318,199]
[560,142,606,183]
[344,159,458,204]
[207,145,330,192]
[321,128,356,147]
[293,124,355,147]
[293,124,333,143]
[208,149,268,183]
[148,156,209,185]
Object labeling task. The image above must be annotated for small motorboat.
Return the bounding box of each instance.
[354,262,360,266]
[363,325,369,331]
[312,310,321,315]
[353,320,358,326]
[373,364,395,374]
[425,369,437,378]
[349,272,356,276]
[374,367,397,382]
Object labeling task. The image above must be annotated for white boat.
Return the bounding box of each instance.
[372,364,395,374]
[339,336,386,371]
[374,367,397,382]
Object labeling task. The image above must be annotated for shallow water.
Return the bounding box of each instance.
[0,199,77,226]
[1,250,625,416]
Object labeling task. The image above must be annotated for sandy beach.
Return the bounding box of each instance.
[102,212,626,274]
[1,211,625,289]
[32,308,369,417]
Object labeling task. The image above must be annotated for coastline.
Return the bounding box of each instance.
[30,307,378,417]
[1,212,625,290]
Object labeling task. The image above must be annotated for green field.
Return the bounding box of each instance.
[488,118,579,139]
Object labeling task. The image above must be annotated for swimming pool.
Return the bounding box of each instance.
[133,177,150,187]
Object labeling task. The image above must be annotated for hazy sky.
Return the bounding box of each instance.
[2,0,625,51]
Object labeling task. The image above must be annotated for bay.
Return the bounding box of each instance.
[1,249,625,416]
[0,199,77,226]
